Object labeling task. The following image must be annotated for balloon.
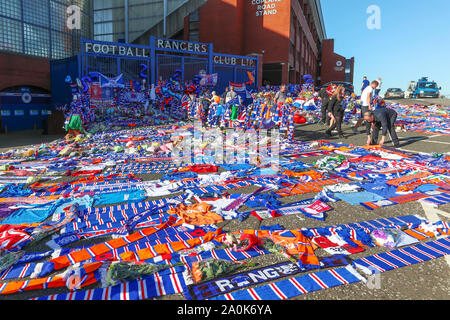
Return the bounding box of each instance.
[170,69,182,83]
[139,63,148,78]
[162,87,182,100]
[293,114,307,124]
[88,72,99,81]
[192,75,202,85]
[65,75,72,83]
[262,118,275,129]
[302,74,314,84]
[81,76,92,93]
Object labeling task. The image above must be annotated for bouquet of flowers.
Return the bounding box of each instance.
[191,259,250,283]
[104,261,183,286]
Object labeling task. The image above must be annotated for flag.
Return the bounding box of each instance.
[200,73,218,86]
[89,84,102,100]
[102,87,113,101]
[99,73,125,88]
[230,82,250,100]
[246,71,255,85]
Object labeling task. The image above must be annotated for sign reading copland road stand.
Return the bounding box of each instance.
[84,42,149,57]
[251,0,283,16]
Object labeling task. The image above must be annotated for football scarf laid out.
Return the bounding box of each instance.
[0,217,183,280]
[0,262,103,295]
[186,254,350,300]
[31,265,187,300]
[361,199,399,210]
[188,181,253,195]
[419,192,450,207]
[283,150,334,158]
[270,199,332,221]
[274,177,351,197]
[209,237,450,300]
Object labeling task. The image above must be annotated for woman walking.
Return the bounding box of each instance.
[325,85,346,139]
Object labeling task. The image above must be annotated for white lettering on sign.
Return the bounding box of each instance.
[155,39,209,53]
[213,55,256,66]
[84,42,149,57]
[251,0,282,17]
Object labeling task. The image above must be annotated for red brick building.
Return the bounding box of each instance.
[182,0,353,86]
[0,52,50,92]
[320,39,354,85]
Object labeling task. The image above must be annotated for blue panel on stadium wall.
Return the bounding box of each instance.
[50,55,79,107]
[0,95,51,131]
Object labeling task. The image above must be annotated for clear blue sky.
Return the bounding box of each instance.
[321,0,450,96]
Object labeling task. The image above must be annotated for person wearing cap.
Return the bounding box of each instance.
[363,108,400,148]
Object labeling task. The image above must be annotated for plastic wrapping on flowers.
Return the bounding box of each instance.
[103,261,183,286]
[190,259,253,283]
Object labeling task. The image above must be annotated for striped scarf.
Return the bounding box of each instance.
[210,237,450,300]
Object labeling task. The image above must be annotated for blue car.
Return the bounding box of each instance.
[412,77,441,98]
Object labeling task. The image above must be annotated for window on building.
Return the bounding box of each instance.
[0,0,92,59]
[0,17,23,54]
[0,0,21,20]
[24,23,50,58]
[23,0,49,27]
[189,9,200,42]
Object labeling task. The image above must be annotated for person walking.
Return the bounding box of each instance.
[361,76,370,94]
[363,108,400,148]
[352,80,379,134]
[318,87,331,125]
[325,85,346,139]
[374,78,382,97]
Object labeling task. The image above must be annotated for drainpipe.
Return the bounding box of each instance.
[163,0,167,38]
[125,0,129,42]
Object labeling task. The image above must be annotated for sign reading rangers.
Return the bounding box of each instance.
[187,255,350,300]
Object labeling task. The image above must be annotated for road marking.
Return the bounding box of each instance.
[420,202,450,267]
[426,140,450,145]
[398,136,450,145]
[397,148,427,155]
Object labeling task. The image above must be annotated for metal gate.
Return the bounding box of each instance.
[83,55,150,83]
[156,54,208,82]
[156,54,182,82]
[56,37,259,101]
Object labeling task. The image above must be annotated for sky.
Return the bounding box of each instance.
[321,0,450,96]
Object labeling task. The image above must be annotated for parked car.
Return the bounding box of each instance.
[384,88,405,99]
[318,81,354,96]
[411,77,441,98]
